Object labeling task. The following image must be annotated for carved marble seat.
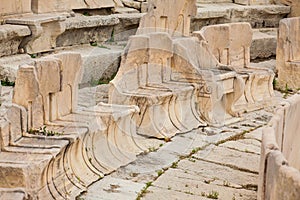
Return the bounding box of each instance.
[198,22,275,112]
[0,53,144,199]
[171,36,244,126]
[109,32,205,139]
[277,17,300,90]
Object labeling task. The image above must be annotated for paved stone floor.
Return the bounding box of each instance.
[78,105,278,200]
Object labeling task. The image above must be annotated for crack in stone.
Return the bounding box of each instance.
[192,157,259,175]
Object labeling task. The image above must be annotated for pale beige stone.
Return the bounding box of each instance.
[32,0,115,14]
[6,14,66,54]
[199,22,275,113]
[281,0,300,17]
[0,0,32,17]
[0,25,31,58]
[51,53,83,119]
[235,0,270,5]
[12,65,43,129]
[137,0,197,37]
[277,17,300,90]
[259,95,300,200]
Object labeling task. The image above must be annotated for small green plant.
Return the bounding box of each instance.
[28,126,64,136]
[170,161,178,168]
[90,41,98,46]
[98,44,110,49]
[191,147,201,154]
[29,54,37,58]
[83,11,91,16]
[1,77,15,87]
[146,182,152,187]
[157,170,164,177]
[188,158,196,163]
[167,186,171,190]
[148,147,157,152]
[159,143,163,147]
[207,191,219,199]
[108,29,115,43]
[201,192,206,197]
[136,182,152,200]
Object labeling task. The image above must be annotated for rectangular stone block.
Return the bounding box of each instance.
[31,0,115,14]
[0,0,31,17]
[277,17,300,90]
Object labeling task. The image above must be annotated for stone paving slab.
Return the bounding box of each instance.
[193,145,260,174]
[177,160,258,188]
[143,186,208,200]
[79,108,277,200]
[220,139,261,154]
[80,177,144,200]
[150,169,256,200]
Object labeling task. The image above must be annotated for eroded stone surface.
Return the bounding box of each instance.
[31,0,115,14]
[277,17,300,90]
[198,22,275,113]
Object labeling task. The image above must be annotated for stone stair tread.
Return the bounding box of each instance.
[0,151,52,164]
[5,14,66,25]
[196,3,290,19]
[0,188,26,200]
[13,136,69,148]
[3,146,61,155]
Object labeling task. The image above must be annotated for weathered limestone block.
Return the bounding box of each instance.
[192,4,290,31]
[52,53,83,118]
[32,0,115,14]
[0,0,31,19]
[60,45,123,87]
[251,28,277,60]
[0,54,33,83]
[12,65,44,129]
[137,0,197,37]
[259,94,300,200]
[235,0,270,5]
[113,13,142,41]
[6,14,66,54]
[13,53,82,129]
[122,0,141,10]
[198,22,275,112]
[277,17,300,90]
[0,25,31,58]
[281,0,300,17]
[56,15,119,47]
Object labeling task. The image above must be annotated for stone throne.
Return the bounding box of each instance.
[109,0,245,139]
[197,22,275,112]
[0,53,148,199]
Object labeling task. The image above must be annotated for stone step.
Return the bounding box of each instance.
[0,26,276,86]
[251,28,277,60]
[0,188,27,200]
[192,3,290,30]
[0,25,31,58]
[0,44,123,85]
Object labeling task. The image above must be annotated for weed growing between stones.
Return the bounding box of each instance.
[28,126,64,136]
[1,78,15,87]
[206,191,219,199]
[136,182,152,200]
[170,161,178,168]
